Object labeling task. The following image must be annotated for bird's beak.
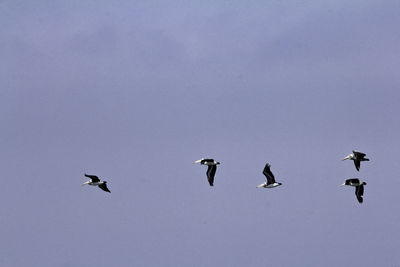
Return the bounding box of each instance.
[342,155,350,161]
[340,183,345,186]
[82,181,90,186]
[193,159,202,164]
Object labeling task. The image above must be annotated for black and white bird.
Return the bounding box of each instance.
[340,178,366,203]
[256,163,282,188]
[193,158,220,186]
[82,174,111,193]
[342,150,369,171]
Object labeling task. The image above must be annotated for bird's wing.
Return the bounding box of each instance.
[353,151,366,157]
[353,160,360,171]
[98,183,111,193]
[356,185,364,196]
[347,178,360,184]
[206,165,216,186]
[202,159,214,164]
[355,185,364,203]
[85,174,100,182]
[263,163,276,184]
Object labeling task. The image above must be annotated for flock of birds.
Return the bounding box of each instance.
[82,150,369,203]
[340,150,369,203]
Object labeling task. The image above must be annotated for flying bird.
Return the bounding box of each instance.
[193,158,220,186]
[340,178,366,203]
[256,163,282,188]
[82,174,111,193]
[342,150,369,171]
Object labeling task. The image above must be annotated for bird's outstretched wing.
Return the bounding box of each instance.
[355,185,364,203]
[263,163,276,185]
[353,151,366,157]
[98,183,111,193]
[85,174,100,182]
[206,165,216,186]
[353,160,361,171]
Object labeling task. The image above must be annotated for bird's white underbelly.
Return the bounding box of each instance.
[266,183,280,188]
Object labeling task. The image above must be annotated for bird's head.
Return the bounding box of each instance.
[362,182,367,185]
[193,158,204,164]
[82,180,90,186]
[216,161,221,165]
[342,155,351,161]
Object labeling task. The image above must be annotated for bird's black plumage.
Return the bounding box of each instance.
[201,159,216,164]
[194,158,220,186]
[353,160,361,171]
[355,185,364,203]
[352,151,369,171]
[345,178,361,185]
[98,182,111,193]
[206,165,217,186]
[353,151,366,157]
[83,174,111,193]
[84,174,100,183]
[262,163,276,185]
[342,178,366,203]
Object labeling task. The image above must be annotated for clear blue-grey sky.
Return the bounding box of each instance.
[1,1,400,266]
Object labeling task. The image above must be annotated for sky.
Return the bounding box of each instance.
[1,1,400,266]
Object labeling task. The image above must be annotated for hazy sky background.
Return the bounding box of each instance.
[1,1,400,266]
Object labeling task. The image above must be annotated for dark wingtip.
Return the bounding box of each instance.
[357,196,363,203]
